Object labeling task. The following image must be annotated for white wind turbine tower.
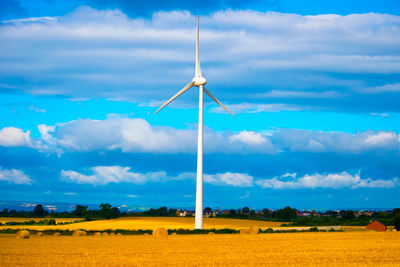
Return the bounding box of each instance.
[154,16,234,229]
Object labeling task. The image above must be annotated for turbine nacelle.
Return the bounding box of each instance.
[192,75,207,87]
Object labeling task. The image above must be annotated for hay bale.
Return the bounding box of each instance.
[54,232,61,236]
[16,230,30,239]
[144,233,149,236]
[109,232,115,236]
[248,226,259,234]
[240,229,249,234]
[36,232,43,237]
[208,232,215,235]
[116,233,122,236]
[170,232,177,235]
[153,228,168,238]
[93,232,101,236]
[73,230,87,236]
[102,232,109,236]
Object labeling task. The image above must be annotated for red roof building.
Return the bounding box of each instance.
[366,220,387,231]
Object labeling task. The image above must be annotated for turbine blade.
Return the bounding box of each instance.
[154,81,194,115]
[203,87,235,116]
[195,16,202,77]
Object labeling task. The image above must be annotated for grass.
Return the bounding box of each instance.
[0,232,399,265]
[0,217,82,223]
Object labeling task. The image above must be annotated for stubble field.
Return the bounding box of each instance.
[0,217,284,230]
[1,231,399,266]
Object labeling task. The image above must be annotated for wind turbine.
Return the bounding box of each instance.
[154,16,234,229]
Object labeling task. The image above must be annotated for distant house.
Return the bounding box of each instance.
[311,210,321,217]
[177,210,194,217]
[204,211,212,217]
[366,220,387,231]
[296,210,303,217]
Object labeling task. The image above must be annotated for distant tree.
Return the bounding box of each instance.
[242,207,250,214]
[168,208,177,216]
[33,204,46,217]
[73,205,88,217]
[262,208,272,217]
[204,207,212,212]
[249,210,256,217]
[376,211,389,219]
[111,207,121,218]
[99,203,112,219]
[394,213,400,231]
[341,210,355,220]
[326,210,338,218]
[158,207,168,216]
[393,208,400,215]
[276,207,297,222]
[229,209,237,216]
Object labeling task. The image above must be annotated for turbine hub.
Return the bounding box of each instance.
[192,75,207,87]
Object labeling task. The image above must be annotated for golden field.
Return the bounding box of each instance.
[0,231,399,266]
[0,217,284,230]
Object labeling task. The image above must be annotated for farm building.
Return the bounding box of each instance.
[366,220,387,231]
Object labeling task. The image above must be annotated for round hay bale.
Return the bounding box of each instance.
[109,232,115,236]
[208,232,216,235]
[170,232,177,235]
[248,226,259,234]
[53,232,61,236]
[153,228,168,238]
[102,232,109,236]
[73,230,87,236]
[93,232,101,236]
[240,229,249,234]
[16,230,30,239]
[116,233,122,236]
[36,232,43,237]
[144,233,149,236]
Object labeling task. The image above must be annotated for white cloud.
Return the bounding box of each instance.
[37,117,277,154]
[252,90,343,99]
[229,131,268,146]
[60,165,399,189]
[364,131,398,148]
[204,172,253,187]
[0,127,32,147]
[60,166,193,185]
[210,103,303,114]
[30,118,400,155]
[63,192,76,196]
[1,8,399,105]
[28,105,47,113]
[256,172,399,189]
[273,129,400,153]
[360,83,400,94]
[370,113,389,118]
[0,167,31,184]
[61,166,167,185]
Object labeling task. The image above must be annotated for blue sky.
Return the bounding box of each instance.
[1,0,400,211]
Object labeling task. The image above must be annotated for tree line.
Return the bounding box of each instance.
[1,204,399,230]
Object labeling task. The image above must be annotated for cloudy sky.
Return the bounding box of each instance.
[1,0,400,210]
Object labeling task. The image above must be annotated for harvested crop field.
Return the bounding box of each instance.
[0,217,284,230]
[0,232,399,266]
